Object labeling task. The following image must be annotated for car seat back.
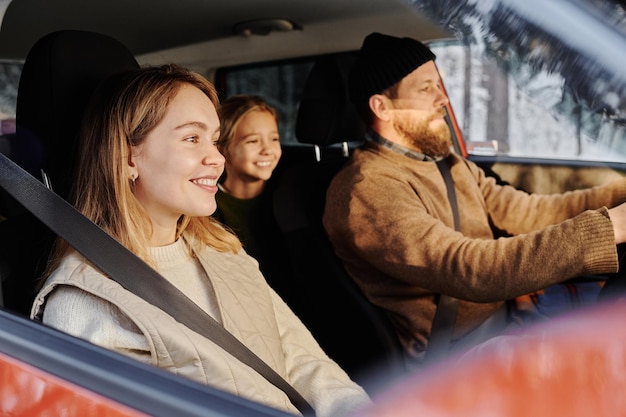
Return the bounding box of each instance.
[0,30,139,314]
[16,30,140,199]
[273,52,405,393]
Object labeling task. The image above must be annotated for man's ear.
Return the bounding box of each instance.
[369,94,392,122]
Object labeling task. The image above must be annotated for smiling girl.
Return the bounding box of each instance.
[213,95,300,306]
[213,95,283,256]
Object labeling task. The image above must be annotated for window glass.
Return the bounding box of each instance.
[216,60,314,144]
[411,0,626,164]
[430,40,626,162]
[0,61,22,155]
[0,61,20,120]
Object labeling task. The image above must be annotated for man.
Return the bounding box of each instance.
[323,32,626,365]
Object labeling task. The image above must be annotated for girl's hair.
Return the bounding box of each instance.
[217,94,279,154]
[45,64,241,277]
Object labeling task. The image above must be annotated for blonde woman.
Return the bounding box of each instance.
[31,65,370,417]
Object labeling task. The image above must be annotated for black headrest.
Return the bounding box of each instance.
[295,53,365,148]
[15,30,140,200]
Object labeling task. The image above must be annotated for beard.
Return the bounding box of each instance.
[392,111,452,158]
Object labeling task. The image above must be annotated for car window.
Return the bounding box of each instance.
[216,59,314,144]
[430,39,626,163]
[414,0,626,164]
[0,60,21,141]
[0,61,20,117]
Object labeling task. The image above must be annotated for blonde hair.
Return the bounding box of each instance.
[46,64,241,277]
[217,94,279,155]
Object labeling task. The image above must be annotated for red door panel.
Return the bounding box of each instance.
[0,353,148,417]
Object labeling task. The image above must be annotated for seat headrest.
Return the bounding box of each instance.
[15,30,140,200]
[295,53,365,148]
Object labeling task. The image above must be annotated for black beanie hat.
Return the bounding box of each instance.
[349,32,436,103]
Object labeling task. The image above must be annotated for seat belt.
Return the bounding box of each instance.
[425,157,461,363]
[0,152,314,416]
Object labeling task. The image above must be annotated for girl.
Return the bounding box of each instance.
[213,95,296,303]
[214,95,283,255]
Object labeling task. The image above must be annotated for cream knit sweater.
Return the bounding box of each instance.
[41,239,217,364]
[34,238,371,416]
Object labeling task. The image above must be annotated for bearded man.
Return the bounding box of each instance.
[323,32,626,368]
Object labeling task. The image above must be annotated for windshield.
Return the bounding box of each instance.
[410,0,626,162]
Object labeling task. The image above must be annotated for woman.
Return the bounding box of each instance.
[213,95,298,303]
[30,65,370,417]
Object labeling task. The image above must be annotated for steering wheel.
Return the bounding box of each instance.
[598,243,626,301]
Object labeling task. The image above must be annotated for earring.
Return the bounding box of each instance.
[130,173,137,184]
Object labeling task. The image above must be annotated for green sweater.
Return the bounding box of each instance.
[214,188,272,259]
[323,140,625,360]
[213,185,300,307]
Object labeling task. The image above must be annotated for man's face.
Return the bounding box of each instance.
[386,61,452,158]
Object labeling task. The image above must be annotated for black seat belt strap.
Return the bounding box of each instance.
[437,158,460,231]
[0,152,314,416]
[425,157,461,362]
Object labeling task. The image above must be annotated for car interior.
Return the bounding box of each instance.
[0,3,453,412]
[0,27,408,395]
[1,0,626,415]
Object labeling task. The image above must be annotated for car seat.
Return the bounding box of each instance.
[0,30,139,314]
[273,52,406,393]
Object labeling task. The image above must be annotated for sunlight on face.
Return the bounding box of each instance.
[393,113,452,158]
[224,110,282,183]
[130,84,224,236]
[388,61,452,157]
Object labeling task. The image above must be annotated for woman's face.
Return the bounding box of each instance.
[224,109,281,183]
[130,84,224,232]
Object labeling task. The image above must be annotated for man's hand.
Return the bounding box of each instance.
[609,202,626,244]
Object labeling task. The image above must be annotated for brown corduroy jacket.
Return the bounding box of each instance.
[323,140,626,360]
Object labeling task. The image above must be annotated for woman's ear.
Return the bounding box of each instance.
[369,94,392,122]
[127,149,138,181]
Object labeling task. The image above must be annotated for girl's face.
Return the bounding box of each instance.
[224,110,281,183]
[129,84,224,234]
